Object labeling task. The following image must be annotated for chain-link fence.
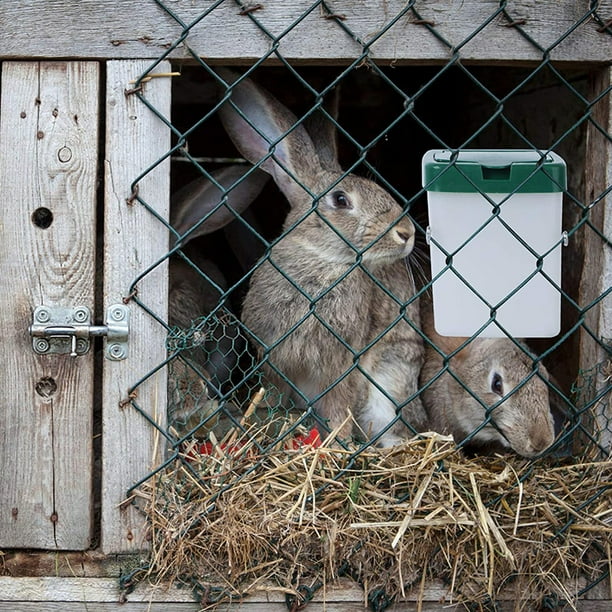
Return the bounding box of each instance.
[120,1,611,608]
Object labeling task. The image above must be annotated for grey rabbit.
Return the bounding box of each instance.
[217,69,427,446]
[419,300,556,458]
[168,164,268,433]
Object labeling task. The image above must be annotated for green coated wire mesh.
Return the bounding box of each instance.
[121,0,611,607]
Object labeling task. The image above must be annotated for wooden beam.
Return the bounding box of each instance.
[0,61,99,550]
[0,576,609,611]
[1,0,611,65]
[101,60,171,553]
[580,66,612,452]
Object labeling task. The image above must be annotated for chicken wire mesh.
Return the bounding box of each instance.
[119,1,611,608]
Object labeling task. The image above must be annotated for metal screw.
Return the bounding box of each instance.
[75,339,89,354]
[73,307,89,323]
[108,343,126,360]
[35,339,50,353]
[36,308,51,323]
[110,306,125,321]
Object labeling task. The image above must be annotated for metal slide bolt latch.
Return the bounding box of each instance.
[29,305,130,361]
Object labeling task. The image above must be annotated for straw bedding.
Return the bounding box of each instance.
[135,414,611,611]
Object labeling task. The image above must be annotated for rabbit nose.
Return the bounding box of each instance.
[394,226,414,246]
[528,427,555,454]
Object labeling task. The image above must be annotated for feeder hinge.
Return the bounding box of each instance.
[29,304,130,360]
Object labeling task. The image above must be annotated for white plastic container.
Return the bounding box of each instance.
[422,150,566,338]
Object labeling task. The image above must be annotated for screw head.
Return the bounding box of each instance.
[73,307,89,323]
[35,338,50,353]
[108,343,126,360]
[75,339,89,354]
[36,308,51,323]
[110,306,125,321]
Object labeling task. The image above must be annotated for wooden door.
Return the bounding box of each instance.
[0,59,171,551]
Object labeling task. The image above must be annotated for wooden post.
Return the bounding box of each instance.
[580,66,612,452]
[0,62,99,549]
[101,60,171,553]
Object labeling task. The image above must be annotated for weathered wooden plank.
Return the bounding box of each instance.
[0,603,195,612]
[3,605,612,612]
[0,577,609,611]
[594,67,612,450]
[580,66,612,452]
[0,604,545,612]
[0,61,99,549]
[101,61,171,553]
[1,0,610,65]
[6,551,611,605]
[1,551,127,578]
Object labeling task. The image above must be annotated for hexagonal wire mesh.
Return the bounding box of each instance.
[119,1,611,607]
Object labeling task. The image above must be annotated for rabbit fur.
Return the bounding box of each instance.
[419,302,556,457]
[168,165,268,432]
[218,69,427,446]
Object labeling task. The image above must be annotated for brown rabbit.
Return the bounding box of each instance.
[217,69,427,446]
[168,165,268,433]
[419,302,555,458]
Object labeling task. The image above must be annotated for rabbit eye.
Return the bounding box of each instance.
[491,372,504,397]
[331,191,352,209]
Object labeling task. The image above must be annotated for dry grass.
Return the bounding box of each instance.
[135,414,612,611]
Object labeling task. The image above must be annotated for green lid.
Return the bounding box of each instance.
[422,149,566,193]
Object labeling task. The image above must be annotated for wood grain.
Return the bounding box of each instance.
[101,60,171,553]
[0,61,99,549]
[0,0,610,64]
[0,576,609,611]
[580,66,612,450]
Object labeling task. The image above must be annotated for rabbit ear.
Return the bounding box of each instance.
[217,69,321,205]
[304,87,341,172]
[428,330,472,360]
[171,165,268,242]
[223,206,266,274]
[422,298,472,359]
